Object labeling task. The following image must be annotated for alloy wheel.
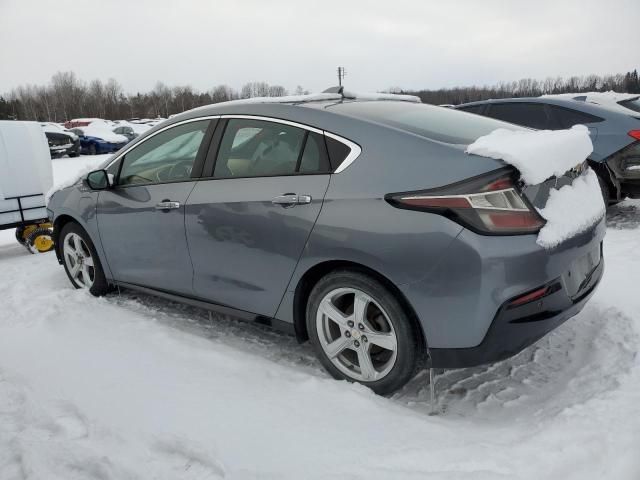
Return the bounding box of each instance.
[63,232,95,288]
[316,287,398,382]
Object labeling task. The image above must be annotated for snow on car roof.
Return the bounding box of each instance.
[208,90,421,107]
[543,91,640,115]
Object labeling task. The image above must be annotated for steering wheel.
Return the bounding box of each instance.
[167,160,193,181]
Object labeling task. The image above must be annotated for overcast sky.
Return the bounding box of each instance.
[1,0,638,95]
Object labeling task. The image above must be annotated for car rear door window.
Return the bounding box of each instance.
[118,120,209,186]
[214,119,329,177]
[485,103,551,129]
[547,105,604,128]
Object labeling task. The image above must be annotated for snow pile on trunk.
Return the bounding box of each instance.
[467,125,604,248]
[466,125,593,185]
[536,169,606,248]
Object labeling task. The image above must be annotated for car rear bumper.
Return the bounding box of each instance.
[428,247,603,368]
[399,217,606,365]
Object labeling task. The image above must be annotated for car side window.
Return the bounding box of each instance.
[485,103,551,129]
[547,105,604,129]
[214,119,307,178]
[299,132,330,173]
[118,120,209,186]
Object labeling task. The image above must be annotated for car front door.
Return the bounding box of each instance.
[186,117,332,316]
[97,118,214,295]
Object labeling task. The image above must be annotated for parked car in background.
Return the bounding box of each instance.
[48,91,604,394]
[41,123,80,157]
[69,122,128,155]
[545,92,640,115]
[455,97,640,204]
[112,121,152,141]
[131,117,166,127]
[64,118,104,129]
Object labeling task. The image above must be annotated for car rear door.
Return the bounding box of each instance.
[185,117,331,317]
[96,118,216,295]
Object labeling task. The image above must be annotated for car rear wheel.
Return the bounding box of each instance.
[60,222,110,296]
[306,270,422,395]
[88,143,97,155]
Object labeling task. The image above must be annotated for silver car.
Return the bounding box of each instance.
[47,91,605,394]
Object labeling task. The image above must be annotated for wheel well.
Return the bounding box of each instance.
[589,160,618,200]
[292,260,426,347]
[52,215,77,259]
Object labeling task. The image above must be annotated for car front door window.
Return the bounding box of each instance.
[118,120,209,186]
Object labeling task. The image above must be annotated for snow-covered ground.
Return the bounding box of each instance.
[0,156,639,479]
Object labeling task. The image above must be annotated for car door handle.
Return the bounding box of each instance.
[155,200,180,210]
[271,194,312,207]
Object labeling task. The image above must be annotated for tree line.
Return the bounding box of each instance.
[0,72,307,122]
[401,69,640,105]
[1,69,638,122]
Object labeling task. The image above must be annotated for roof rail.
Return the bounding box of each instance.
[322,86,421,103]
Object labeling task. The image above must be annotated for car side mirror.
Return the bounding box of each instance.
[86,169,113,190]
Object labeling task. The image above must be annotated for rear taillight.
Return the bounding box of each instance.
[386,169,545,235]
[628,130,640,141]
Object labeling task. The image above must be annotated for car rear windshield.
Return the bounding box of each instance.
[618,98,640,114]
[329,101,525,144]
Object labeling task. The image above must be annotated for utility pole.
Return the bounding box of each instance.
[337,66,346,86]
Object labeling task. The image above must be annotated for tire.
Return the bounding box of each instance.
[69,152,79,158]
[306,270,422,395]
[59,222,110,296]
[25,227,54,254]
[15,226,27,246]
[88,143,97,155]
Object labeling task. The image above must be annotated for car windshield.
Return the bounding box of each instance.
[329,101,526,144]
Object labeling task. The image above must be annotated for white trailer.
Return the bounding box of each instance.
[0,120,55,252]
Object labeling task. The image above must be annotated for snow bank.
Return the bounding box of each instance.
[536,169,605,248]
[466,125,593,185]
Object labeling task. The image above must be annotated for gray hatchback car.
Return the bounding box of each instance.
[48,91,605,394]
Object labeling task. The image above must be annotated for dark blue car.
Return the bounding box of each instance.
[70,126,128,155]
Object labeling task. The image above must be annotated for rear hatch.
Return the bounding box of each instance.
[519,160,588,210]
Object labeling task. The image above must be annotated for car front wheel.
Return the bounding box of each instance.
[59,222,110,296]
[306,270,423,395]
